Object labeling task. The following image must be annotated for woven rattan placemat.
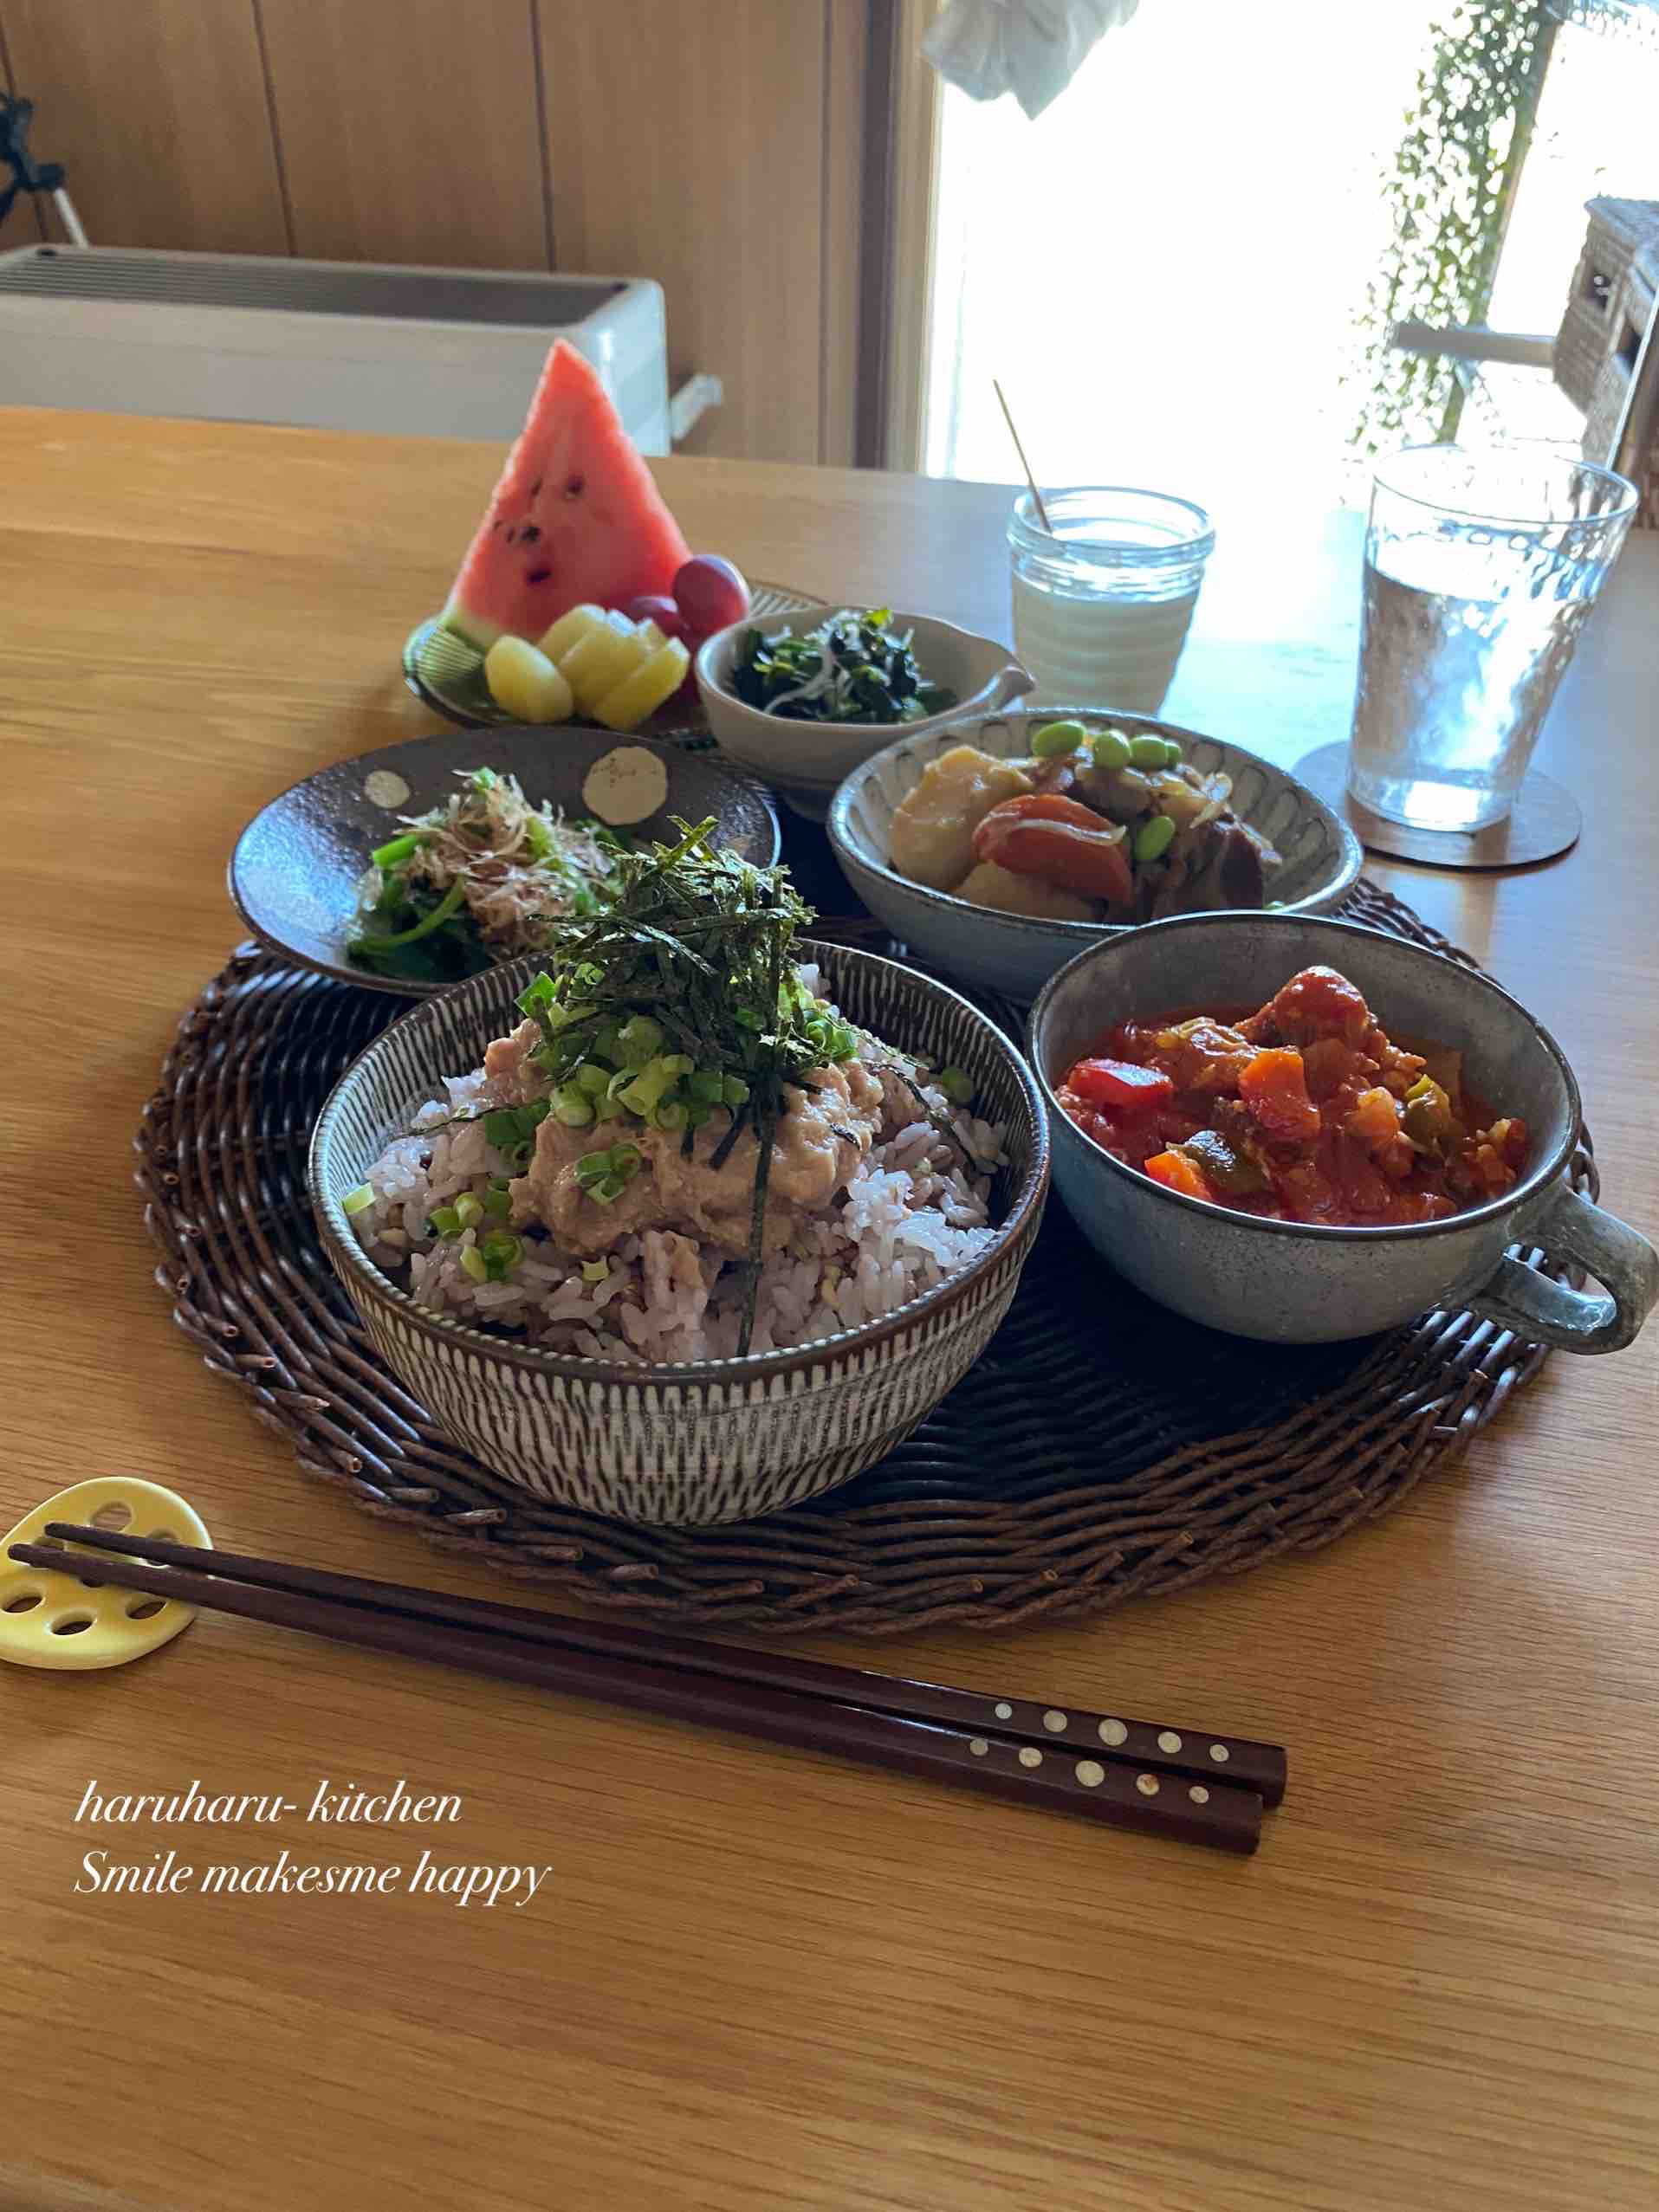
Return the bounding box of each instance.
[135,881,1589,1636]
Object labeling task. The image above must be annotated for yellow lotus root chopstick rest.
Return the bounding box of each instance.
[1,1478,211,1670]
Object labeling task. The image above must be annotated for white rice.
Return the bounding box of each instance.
[348,1010,1007,1366]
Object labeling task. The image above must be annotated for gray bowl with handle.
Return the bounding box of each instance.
[1027,912,1658,1350]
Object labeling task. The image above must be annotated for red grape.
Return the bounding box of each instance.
[623,593,691,643]
[673,555,750,636]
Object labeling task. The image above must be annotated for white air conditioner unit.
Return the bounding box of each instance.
[0,246,702,454]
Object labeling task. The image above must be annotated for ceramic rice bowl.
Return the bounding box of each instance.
[309,942,1050,1523]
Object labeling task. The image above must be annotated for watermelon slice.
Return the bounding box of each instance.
[440,340,690,650]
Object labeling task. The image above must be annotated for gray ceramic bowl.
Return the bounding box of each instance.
[230,726,780,997]
[1028,913,1657,1350]
[310,941,1050,1524]
[829,708,1363,1003]
[695,609,1033,819]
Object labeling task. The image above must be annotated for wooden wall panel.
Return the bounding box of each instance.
[256,0,552,270]
[1,0,288,254]
[820,0,871,466]
[538,0,829,463]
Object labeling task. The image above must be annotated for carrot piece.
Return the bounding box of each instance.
[972,794,1135,909]
[1143,1148,1215,1202]
[1238,1048,1321,1146]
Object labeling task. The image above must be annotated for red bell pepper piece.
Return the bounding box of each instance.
[1067,1057,1176,1109]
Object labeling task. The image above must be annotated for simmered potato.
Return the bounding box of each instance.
[888,746,1033,890]
[956,859,1096,922]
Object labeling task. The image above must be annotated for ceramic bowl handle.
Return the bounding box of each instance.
[1465,1183,1659,1354]
[987,663,1035,710]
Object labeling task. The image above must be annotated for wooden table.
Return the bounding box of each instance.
[5,409,1657,2212]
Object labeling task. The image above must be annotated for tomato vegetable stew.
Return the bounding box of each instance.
[1058,965,1530,1226]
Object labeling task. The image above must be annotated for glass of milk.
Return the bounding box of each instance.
[1008,486,1215,712]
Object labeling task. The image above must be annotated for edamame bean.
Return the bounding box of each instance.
[1133,814,1177,864]
[1090,728,1131,771]
[1128,734,1170,769]
[1159,737,1184,766]
[1032,719,1089,759]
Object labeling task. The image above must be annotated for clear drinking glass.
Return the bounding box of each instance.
[1348,444,1636,833]
[1008,486,1215,713]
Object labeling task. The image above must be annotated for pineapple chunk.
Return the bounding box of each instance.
[593,637,691,733]
[538,603,609,663]
[561,615,653,715]
[483,636,573,724]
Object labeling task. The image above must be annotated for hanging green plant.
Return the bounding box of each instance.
[1349,0,1561,455]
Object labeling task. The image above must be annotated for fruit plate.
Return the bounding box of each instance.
[229,726,781,997]
[402,583,826,747]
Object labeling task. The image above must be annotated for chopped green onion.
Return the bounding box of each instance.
[470,766,500,792]
[341,1181,375,1217]
[591,1174,625,1204]
[455,1193,484,1231]
[655,1100,688,1131]
[428,1205,462,1238]
[459,1244,489,1283]
[619,1062,675,1118]
[514,1099,551,1135]
[688,1070,726,1103]
[552,1084,595,1128]
[575,1149,613,1187]
[574,1063,612,1097]
[581,1259,609,1284]
[659,1054,696,1077]
[517,972,557,1016]
[938,1066,975,1106]
[479,1232,522,1269]
[722,1076,750,1108]
[608,1143,644,1180]
[685,1103,713,1131]
[483,1187,512,1222]
[616,1015,664,1064]
[483,1109,521,1148]
[503,1140,533,1168]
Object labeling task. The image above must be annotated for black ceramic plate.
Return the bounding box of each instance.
[229,726,781,998]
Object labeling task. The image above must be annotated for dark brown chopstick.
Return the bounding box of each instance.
[39,1522,1287,1808]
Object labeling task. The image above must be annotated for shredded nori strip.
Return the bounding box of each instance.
[517,818,856,1355]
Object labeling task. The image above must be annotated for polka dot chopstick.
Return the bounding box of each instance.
[15,1524,1284,1854]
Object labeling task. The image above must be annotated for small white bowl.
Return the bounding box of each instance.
[828,707,1364,1003]
[695,608,1033,818]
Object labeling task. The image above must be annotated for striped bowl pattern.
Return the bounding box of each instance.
[308,943,1051,1524]
[829,708,1364,1003]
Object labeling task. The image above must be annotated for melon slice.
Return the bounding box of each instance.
[441,341,690,650]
